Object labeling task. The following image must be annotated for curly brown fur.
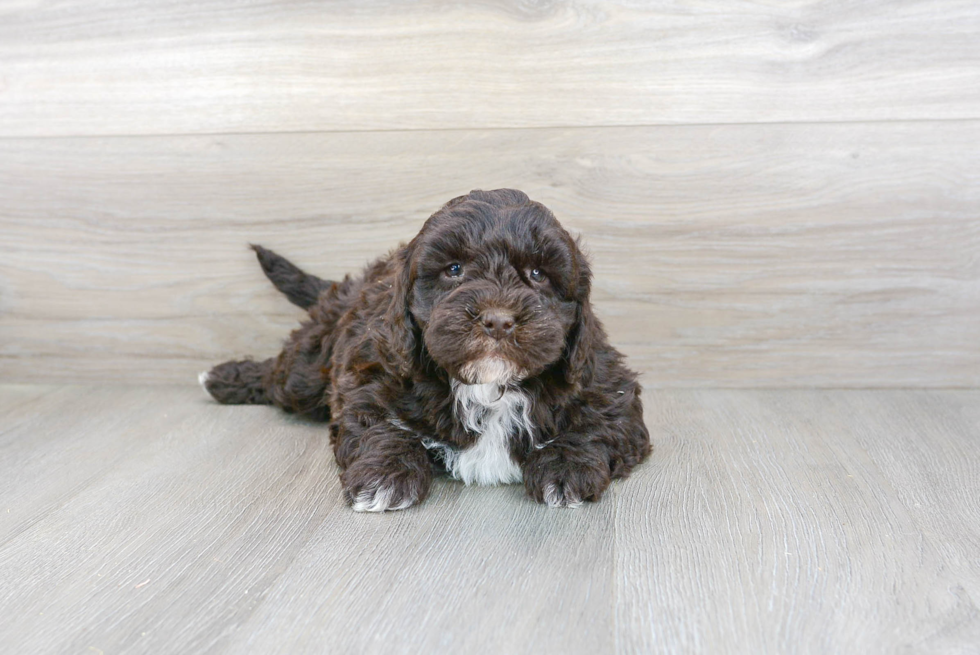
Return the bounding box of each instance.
[202,189,651,511]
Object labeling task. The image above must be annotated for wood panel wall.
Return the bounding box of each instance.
[1,1,978,387]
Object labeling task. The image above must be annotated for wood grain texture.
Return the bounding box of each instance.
[222,480,615,654]
[616,389,980,654]
[0,386,342,653]
[2,122,978,386]
[1,385,979,653]
[833,392,980,605]
[1,0,979,137]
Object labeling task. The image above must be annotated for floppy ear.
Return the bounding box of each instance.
[564,238,598,386]
[377,244,418,378]
[564,297,598,387]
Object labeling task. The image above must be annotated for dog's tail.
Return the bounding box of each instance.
[250,244,333,310]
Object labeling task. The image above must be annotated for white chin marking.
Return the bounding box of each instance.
[435,379,533,486]
[458,356,521,385]
[544,482,583,509]
[351,484,416,513]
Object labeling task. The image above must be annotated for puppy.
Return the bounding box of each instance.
[202,189,650,511]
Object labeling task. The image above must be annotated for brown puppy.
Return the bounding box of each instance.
[202,189,650,511]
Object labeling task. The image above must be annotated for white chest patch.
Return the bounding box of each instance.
[424,381,532,486]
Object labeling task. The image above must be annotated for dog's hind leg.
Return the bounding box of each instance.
[200,358,274,406]
[202,322,333,421]
[202,249,340,418]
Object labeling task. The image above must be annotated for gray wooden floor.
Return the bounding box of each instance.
[1,385,979,654]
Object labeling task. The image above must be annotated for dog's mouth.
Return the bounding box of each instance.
[456,356,525,385]
[421,288,569,385]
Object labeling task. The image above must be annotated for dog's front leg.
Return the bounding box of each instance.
[334,413,432,513]
[522,391,650,508]
[522,436,613,509]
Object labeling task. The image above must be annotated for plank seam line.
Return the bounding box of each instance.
[2,116,980,141]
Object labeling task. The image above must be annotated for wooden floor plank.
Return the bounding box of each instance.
[223,481,615,655]
[1,0,979,136]
[0,383,62,427]
[2,385,980,653]
[0,387,340,653]
[0,385,206,544]
[2,121,978,387]
[829,392,980,604]
[615,390,980,654]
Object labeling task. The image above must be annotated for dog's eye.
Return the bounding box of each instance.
[528,268,546,283]
[445,263,463,278]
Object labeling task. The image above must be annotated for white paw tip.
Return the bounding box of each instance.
[198,371,213,397]
[544,483,582,509]
[351,485,415,513]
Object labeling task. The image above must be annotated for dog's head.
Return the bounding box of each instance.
[381,189,597,386]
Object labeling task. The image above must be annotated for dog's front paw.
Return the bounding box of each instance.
[523,450,611,508]
[341,459,431,513]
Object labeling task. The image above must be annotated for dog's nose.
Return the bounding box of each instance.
[480,309,516,340]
